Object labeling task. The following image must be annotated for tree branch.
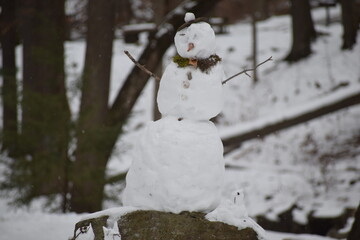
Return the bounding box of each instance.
[222,56,273,85]
[105,172,127,185]
[124,50,161,81]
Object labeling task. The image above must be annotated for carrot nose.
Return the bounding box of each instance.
[187,43,195,52]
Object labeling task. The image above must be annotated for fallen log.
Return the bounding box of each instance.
[221,86,360,152]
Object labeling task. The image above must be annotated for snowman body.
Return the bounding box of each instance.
[123,116,224,213]
[123,13,225,213]
[157,61,224,120]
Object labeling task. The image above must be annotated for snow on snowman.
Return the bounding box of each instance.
[123,12,266,238]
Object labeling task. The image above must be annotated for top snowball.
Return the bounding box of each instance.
[174,13,216,59]
[184,12,195,22]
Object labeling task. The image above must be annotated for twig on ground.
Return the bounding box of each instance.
[124,50,161,81]
[222,56,273,85]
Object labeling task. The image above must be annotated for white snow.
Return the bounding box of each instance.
[80,206,138,228]
[157,61,224,120]
[206,190,267,239]
[220,85,360,140]
[103,222,121,240]
[123,116,224,213]
[184,12,195,22]
[174,21,216,59]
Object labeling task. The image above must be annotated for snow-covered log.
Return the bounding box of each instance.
[221,86,360,151]
[72,210,260,240]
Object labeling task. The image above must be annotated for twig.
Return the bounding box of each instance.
[124,50,161,81]
[222,56,273,85]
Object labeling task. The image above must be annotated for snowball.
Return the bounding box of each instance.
[175,22,216,59]
[184,12,195,22]
[157,61,224,120]
[123,116,225,213]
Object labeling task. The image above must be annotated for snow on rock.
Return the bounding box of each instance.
[103,222,121,240]
[123,116,225,213]
[206,190,266,239]
[157,61,224,120]
[81,206,138,228]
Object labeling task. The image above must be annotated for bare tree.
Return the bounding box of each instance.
[347,202,360,240]
[250,1,259,83]
[70,0,116,213]
[285,0,317,62]
[0,0,18,155]
[339,0,359,50]
[7,0,71,207]
[152,0,168,120]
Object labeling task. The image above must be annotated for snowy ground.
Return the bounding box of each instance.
[1,6,359,240]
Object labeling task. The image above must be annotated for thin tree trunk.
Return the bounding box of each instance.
[251,9,258,83]
[339,0,358,50]
[347,202,360,240]
[0,0,18,156]
[17,0,70,202]
[152,0,167,120]
[70,0,116,213]
[285,0,316,62]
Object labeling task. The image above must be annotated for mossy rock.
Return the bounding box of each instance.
[73,210,260,240]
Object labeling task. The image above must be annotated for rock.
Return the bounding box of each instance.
[72,210,260,240]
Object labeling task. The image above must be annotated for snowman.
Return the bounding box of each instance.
[123,13,225,213]
[157,12,224,121]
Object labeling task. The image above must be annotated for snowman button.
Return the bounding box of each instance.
[181,94,188,101]
[187,71,192,80]
[183,80,190,89]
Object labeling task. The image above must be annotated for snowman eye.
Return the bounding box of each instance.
[179,33,185,36]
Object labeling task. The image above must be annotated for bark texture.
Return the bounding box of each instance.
[347,203,360,240]
[0,0,18,155]
[285,0,316,62]
[13,0,70,203]
[339,0,359,50]
[70,0,116,213]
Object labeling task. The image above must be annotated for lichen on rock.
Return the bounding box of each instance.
[72,210,260,240]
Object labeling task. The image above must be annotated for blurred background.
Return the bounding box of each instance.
[0,0,359,239]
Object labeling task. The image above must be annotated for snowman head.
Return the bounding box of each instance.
[174,12,216,59]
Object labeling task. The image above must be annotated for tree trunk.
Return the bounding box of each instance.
[285,0,316,62]
[348,202,360,240]
[250,3,258,84]
[152,0,167,120]
[0,0,18,156]
[16,0,70,203]
[339,0,358,50]
[70,0,116,213]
